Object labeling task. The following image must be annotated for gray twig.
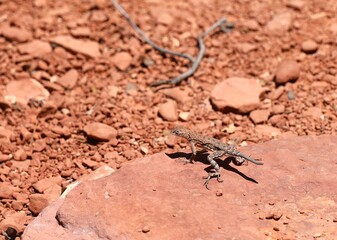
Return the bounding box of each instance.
[111,0,234,86]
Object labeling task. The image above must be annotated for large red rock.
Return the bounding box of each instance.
[83,122,117,141]
[22,135,337,239]
[210,77,265,113]
[57,69,79,89]
[265,12,292,36]
[158,100,179,121]
[111,51,132,71]
[0,24,32,42]
[4,79,50,105]
[17,40,52,57]
[274,60,300,84]
[50,35,101,58]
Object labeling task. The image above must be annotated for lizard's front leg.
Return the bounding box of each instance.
[203,150,225,189]
[189,141,197,163]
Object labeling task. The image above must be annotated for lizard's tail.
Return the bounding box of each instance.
[235,152,264,165]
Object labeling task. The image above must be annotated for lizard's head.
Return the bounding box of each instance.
[171,126,188,138]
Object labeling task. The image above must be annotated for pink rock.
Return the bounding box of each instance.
[84,122,117,141]
[94,0,108,8]
[236,43,257,53]
[274,60,300,84]
[165,134,176,147]
[18,40,52,57]
[303,107,323,120]
[50,125,71,137]
[111,51,132,71]
[0,126,13,142]
[13,148,27,161]
[82,158,98,168]
[4,79,50,105]
[270,86,285,100]
[29,193,57,215]
[286,0,305,11]
[271,104,285,115]
[157,11,174,25]
[57,69,79,89]
[41,81,64,92]
[301,39,318,54]
[90,10,108,22]
[107,85,120,98]
[160,87,192,104]
[32,139,46,152]
[33,177,63,193]
[249,109,270,124]
[22,135,337,239]
[0,182,19,199]
[0,211,33,235]
[254,125,281,138]
[158,100,178,121]
[0,24,32,42]
[50,35,101,58]
[265,12,292,36]
[243,19,260,31]
[328,22,337,35]
[37,101,57,118]
[210,77,264,113]
[33,0,47,7]
[0,154,10,162]
[70,27,91,37]
[11,160,30,172]
[0,97,11,109]
[269,114,284,126]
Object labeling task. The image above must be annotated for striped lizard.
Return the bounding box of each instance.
[172,126,263,189]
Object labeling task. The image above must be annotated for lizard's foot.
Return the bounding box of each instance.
[217,175,223,183]
[203,173,222,189]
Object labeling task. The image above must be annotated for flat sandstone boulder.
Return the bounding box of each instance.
[22,135,337,239]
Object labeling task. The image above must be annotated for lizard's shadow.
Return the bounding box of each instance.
[166,152,258,184]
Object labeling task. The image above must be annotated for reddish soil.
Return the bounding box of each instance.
[0,0,336,238]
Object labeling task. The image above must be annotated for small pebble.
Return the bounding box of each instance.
[142,225,150,233]
[165,134,176,147]
[140,146,148,155]
[301,39,318,54]
[179,112,190,121]
[298,210,305,214]
[288,90,296,100]
[158,100,178,122]
[141,57,154,67]
[273,213,283,221]
[216,189,223,197]
[313,233,322,238]
[286,0,305,11]
[274,60,300,84]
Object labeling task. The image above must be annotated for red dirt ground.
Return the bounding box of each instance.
[0,0,336,238]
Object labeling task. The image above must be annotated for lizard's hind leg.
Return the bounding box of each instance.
[203,150,225,188]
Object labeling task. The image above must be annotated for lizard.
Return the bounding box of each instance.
[171,126,263,189]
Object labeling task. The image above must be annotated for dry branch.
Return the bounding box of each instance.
[111,0,234,86]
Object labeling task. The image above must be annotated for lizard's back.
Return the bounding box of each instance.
[190,130,235,152]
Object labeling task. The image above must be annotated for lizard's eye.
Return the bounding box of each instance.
[172,128,180,135]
